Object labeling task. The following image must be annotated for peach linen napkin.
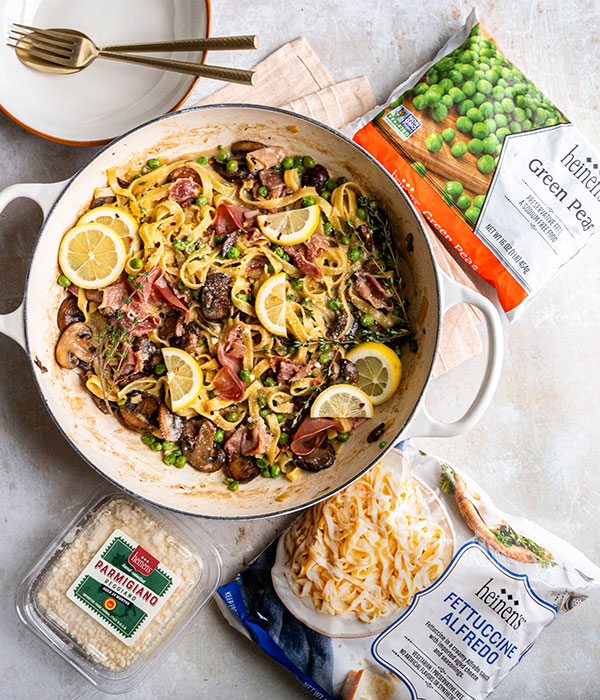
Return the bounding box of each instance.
[190,38,483,376]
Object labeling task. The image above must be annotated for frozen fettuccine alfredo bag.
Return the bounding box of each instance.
[350,10,600,317]
[216,443,599,700]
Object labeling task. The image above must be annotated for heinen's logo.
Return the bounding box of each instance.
[128,545,159,576]
[475,578,526,630]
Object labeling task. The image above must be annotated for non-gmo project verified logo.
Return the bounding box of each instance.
[383,105,421,142]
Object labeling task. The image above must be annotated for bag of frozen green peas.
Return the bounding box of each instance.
[351,9,600,318]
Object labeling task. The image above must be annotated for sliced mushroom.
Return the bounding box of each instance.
[367,423,385,443]
[200,272,232,321]
[167,166,202,184]
[158,313,185,342]
[230,140,265,153]
[179,322,202,355]
[55,322,94,369]
[302,164,330,193]
[294,442,336,472]
[158,403,184,442]
[57,296,84,332]
[117,392,158,433]
[181,418,226,472]
[85,289,104,303]
[336,359,359,385]
[225,456,261,483]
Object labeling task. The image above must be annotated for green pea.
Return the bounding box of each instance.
[491,85,505,101]
[259,407,270,420]
[294,156,303,168]
[225,411,239,423]
[510,121,522,133]
[263,376,276,387]
[472,92,486,107]
[360,314,374,327]
[448,87,465,104]
[228,480,239,491]
[451,141,468,158]
[430,103,448,122]
[302,195,315,207]
[443,181,463,199]
[485,69,499,84]
[378,441,387,449]
[501,97,515,113]
[163,452,177,466]
[257,186,269,198]
[239,369,251,382]
[482,135,499,155]
[226,246,240,259]
[175,455,187,469]
[456,194,471,211]
[328,297,341,310]
[425,133,443,152]
[459,63,475,79]
[147,158,161,169]
[323,221,333,235]
[226,160,239,173]
[142,433,156,446]
[484,118,497,134]
[545,116,560,126]
[472,122,489,139]
[480,101,494,118]
[466,107,483,123]
[424,87,443,106]
[473,70,485,82]
[348,248,361,262]
[513,107,526,122]
[150,442,162,452]
[477,155,496,174]
[261,468,271,478]
[209,428,224,444]
[456,116,473,133]
[447,69,463,84]
[256,457,269,469]
[440,94,453,109]
[504,86,514,100]
[216,149,228,162]
[477,79,493,95]
[271,464,281,478]
[129,257,143,271]
[468,138,485,155]
[465,207,481,225]
[462,80,476,97]
[282,156,294,170]
[457,99,474,116]
[535,107,549,125]
[195,194,208,207]
[154,363,166,376]
[278,432,289,446]
[473,195,486,209]
[496,127,511,143]
[413,82,429,95]
[57,274,72,287]
[291,278,303,291]
[495,113,508,128]
[337,432,350,442]
[197,155,208,165]
[442,128,456,143]
[412,95,427,110]
[236,293,249,303]
[303,156,315,169]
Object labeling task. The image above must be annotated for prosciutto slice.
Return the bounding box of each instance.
[136,267,164,303]
[291,417,342,456]
[304,231,330,261]
[224,418,272,458]
[214,325,247,401]
[258,169,287,198]
[283,245,323,280]
[168,177,200,207]
[215,203,260,236]
[153,276,189,319]
[246,146,287,171]
[352,272,393,311]
[270,357,314,383]
[98,275,131,314]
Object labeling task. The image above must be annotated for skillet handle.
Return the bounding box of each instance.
[0,179,69,350]
[403,272,504,438]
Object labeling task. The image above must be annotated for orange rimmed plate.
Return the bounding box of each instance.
[0,0,211,145]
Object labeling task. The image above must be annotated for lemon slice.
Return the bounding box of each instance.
[78,205,140,256]
[346,342,402,405]
[162,348,203,412]
[58,223,127,289]
[310,384,374,419]
[257,205,320,245]
[255,272,287,337]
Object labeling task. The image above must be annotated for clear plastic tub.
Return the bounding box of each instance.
[16,486,222,694]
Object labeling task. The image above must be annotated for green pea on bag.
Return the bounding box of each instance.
[349,9,600,318]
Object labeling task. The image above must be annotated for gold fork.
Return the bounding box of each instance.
[7,25,256,84]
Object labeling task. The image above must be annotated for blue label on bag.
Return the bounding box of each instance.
[383,105,422,141]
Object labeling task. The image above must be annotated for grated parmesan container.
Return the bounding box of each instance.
[16,486,222,694]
